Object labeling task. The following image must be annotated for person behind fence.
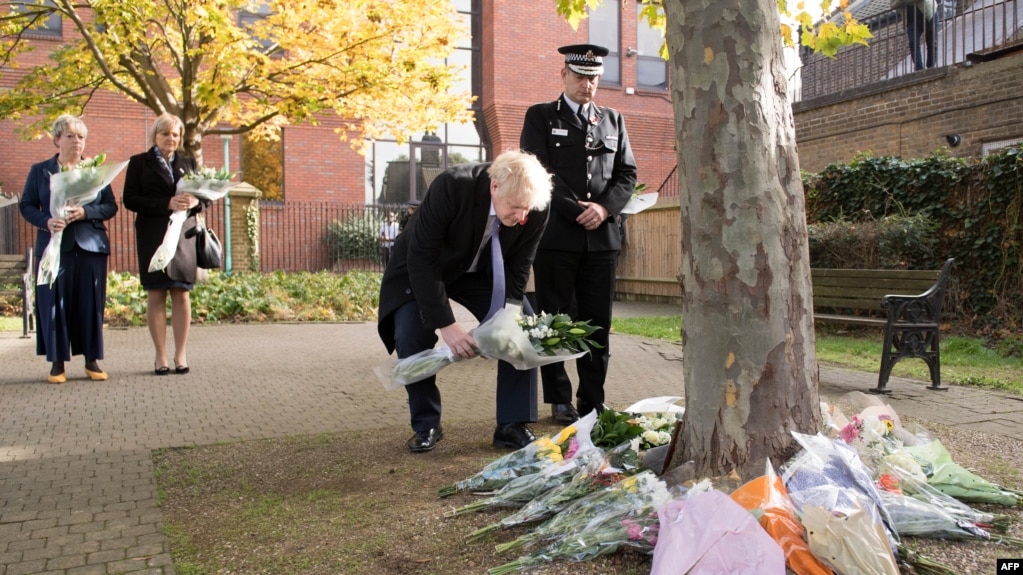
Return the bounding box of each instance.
[519,44,638,426]
[122,113,204,376]
[377,149,553,453]
[379,210,400,265]
[894,0,937,71]
[398,199,420,232]
[19,114,118,384]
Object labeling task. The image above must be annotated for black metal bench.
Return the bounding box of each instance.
[0,249,35,338]
[811,258,955,394]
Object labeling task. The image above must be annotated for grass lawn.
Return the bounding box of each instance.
[612,315,1023,394]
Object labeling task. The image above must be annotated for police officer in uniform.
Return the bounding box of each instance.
[519,44,638,425]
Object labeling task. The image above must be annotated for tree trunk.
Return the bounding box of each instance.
[663,0,821,479]
[183,122,205,167]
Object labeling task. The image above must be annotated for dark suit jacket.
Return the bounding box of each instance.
[377,162,550,354]
[19,155,118,260]
[122,150,200,285]
[520,95,637,252]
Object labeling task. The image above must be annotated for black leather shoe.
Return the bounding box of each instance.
[493,423,536,450]
[551,403,580,425]
[576,400,607,417]
[407,427,444,453]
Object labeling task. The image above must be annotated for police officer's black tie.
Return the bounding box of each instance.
[577,104,588,126]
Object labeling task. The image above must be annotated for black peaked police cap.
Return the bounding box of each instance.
[558,44,608,76]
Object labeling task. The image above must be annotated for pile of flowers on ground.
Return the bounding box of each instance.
[442,396,1022,574]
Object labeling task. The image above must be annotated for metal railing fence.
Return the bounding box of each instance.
[796,0,1022,102]
[0,198,19,256]
[258,202,404,274]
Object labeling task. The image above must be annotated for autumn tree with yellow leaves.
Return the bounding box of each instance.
[557,0,871,479]
[0,0,473,165]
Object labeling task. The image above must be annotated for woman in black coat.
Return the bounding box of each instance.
[19,114,118,383]
[122,113,202,375]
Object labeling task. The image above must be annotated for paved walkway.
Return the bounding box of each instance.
[2,301,1022,574]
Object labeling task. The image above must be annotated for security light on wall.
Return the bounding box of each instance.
[945,134,961,147]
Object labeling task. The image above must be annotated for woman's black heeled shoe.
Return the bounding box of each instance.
[155,365,170,376]
[175,365,190,375]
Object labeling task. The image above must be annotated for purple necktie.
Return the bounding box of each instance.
[485,217,505,320]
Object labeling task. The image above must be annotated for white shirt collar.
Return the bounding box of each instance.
[563,94,587,115]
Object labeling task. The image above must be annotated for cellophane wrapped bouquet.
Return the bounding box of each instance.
[37,154,127,286]
[149,165,235,272]
[376,305,602,390]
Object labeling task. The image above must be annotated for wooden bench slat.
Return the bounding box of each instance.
[810,258,955,394]
[813,313,887,326]
[811,268,941,280]
[0,249,35,338]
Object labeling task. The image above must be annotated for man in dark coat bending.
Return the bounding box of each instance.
[377,150,553,453]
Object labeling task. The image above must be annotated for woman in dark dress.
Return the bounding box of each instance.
[122,113,202,375]
[19,114,118,383]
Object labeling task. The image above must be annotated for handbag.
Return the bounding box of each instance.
[193,213,223,269]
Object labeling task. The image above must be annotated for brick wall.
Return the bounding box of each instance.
[794,50,1023,173]
[482,0,676,191]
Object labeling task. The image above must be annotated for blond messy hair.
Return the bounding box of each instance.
[487,149,552,211]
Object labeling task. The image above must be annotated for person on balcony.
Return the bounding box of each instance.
[896,0,938,71]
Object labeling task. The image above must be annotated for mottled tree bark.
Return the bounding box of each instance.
[663,0,821,478]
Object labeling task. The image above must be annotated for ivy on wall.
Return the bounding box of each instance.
[246,199,260,272]
[804,145,1023,331]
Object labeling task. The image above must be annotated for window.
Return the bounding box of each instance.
[636,4,667,90]
[239,2,276,53]
[17,0,62,38]
[365,1,483,204]
[588,0,620,85]
[982,138,1023,157]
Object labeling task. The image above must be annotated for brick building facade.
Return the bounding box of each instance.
[0,0,676,270]
[793,48,1023,172]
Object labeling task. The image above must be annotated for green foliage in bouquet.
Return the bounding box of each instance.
[183,165,234,181]
[62,152,106,171]
[519,312,603,356]
[591,409,644,450]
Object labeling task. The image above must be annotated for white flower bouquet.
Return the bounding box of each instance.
[149,166,236,273]
[37,154,128,286]
[474,306,602,369]
[176,165,236,201]
[375,305,602,390]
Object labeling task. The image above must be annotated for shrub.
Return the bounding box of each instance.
[804,145,1023,331]
[103,270,381,325]
[326,213,383,263]
[808,214,938,269]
